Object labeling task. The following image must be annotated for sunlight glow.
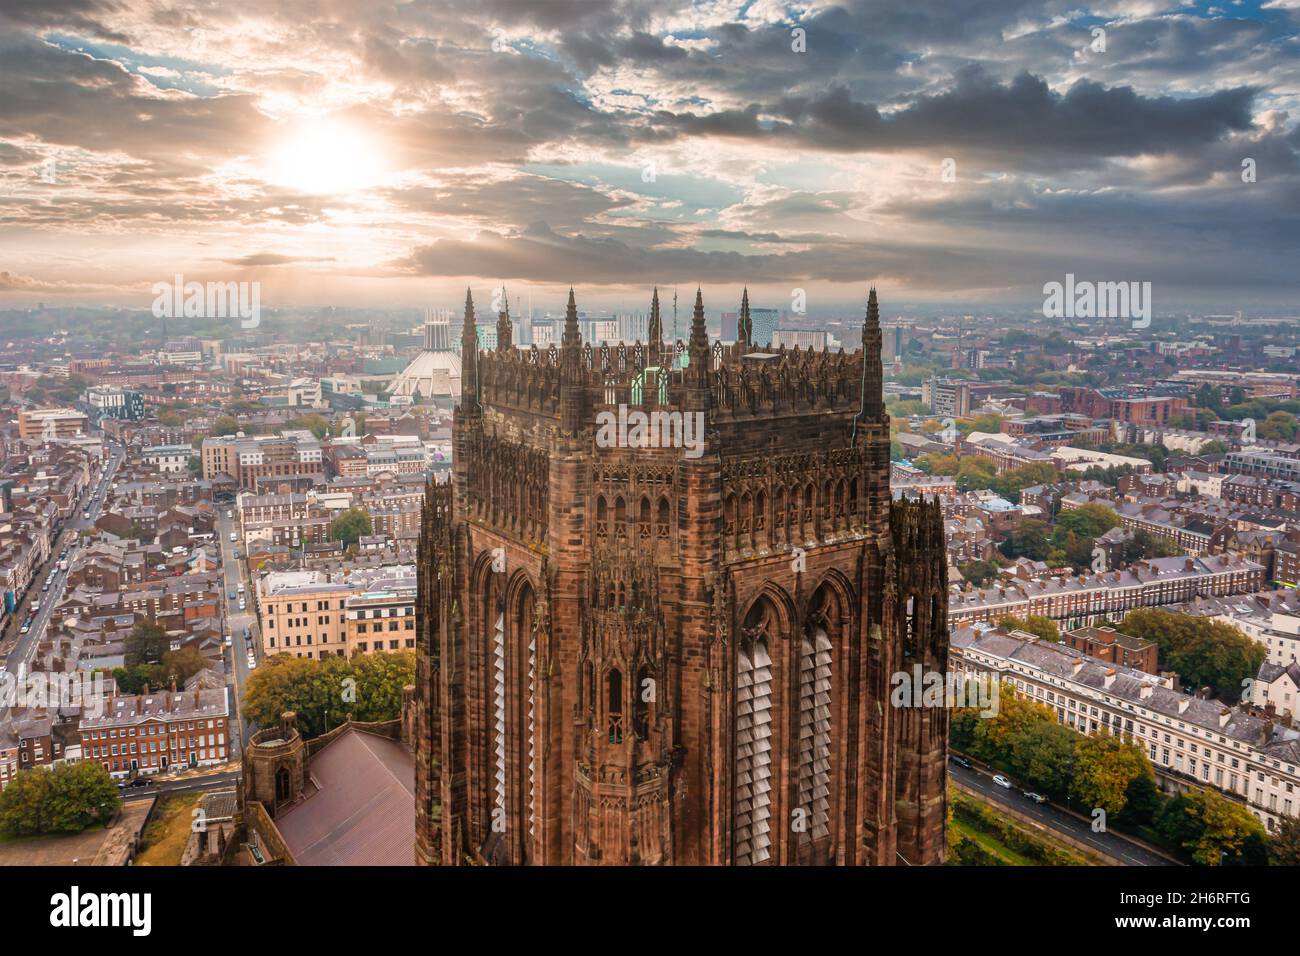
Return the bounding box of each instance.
[263,118,387,195]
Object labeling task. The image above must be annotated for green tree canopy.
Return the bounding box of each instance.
[1119,609,1265,702]
[329,508,373,547]
[0,762,121,836]
[124,620,169,667]
[242,651,415,738]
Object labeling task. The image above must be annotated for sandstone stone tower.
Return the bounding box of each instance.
[415,286,949,865]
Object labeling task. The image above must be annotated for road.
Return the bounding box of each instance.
[0,442,124,683]
[948,760,1174,866]
[216,507,259,751]
[119,769,242,802]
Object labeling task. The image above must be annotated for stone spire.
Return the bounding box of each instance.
[496,285,512,351]
[738,287,752,349]
[560,286,585,434]
[860,286,884,423]
[685,286,711,412]
[459,287,478,407]
[562,286,581,349]
[648,286,662,346]
[689,286,707,354]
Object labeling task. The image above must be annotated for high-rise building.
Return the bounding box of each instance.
[415,286,950,866]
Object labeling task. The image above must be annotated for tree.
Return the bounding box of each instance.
[1069,731,1155,820]
[958,559,1001,588]
[998,614,1060,642]
[1267,814,1300,866]
[124,620,169,667]
[211,415,239,437]
[999,519,1052,561]
[1054,503,1120,541]
[288,413,330,440]
[160,646,209,687]
[954,456,997,492]
[914,453,959,476]
[111,663,164,695]
[0,762,120,836]
[329,508,373,547]
[1005,719,1077,796]
[1156,788,1268,865]
[1120,609,1265,702]
[1257,411,1298,442]
[242,651,416,738]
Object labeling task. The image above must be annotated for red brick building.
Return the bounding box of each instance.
[1064,625,1159,673]
[80,686,231,777]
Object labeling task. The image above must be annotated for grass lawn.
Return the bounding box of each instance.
[951,817,1040,866]
[135,794,200,866]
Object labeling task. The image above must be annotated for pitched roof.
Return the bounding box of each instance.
[274,729,415,866]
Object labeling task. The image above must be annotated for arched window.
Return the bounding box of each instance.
[596,495,608,540]
[607,669,624,744]
[275,765,291,805]
[639,495,652,540]
[614,496,627,539]
[656,496,671,539]
[723,494,736,537]
[633,665,652,740]
[797,626,832,843]
[735,601,775,865]
[517,585,538,854]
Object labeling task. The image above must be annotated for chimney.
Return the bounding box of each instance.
[1219,708,1231,728]
[1139,683,1153,699]
[1071,659,1084,676]
[1178,698,1190,714]
[1184,557,1194,572]
[1103,669,1116,689]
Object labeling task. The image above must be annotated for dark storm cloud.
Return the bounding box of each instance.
[1,0,1298,303]
[642,70,1259,169]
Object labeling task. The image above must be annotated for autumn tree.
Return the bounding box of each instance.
[998,614,1060,642]
[1267,814,1300,866]
[242,651,416,738]
[1156,789,1268,865]
[1069,730,1155,820]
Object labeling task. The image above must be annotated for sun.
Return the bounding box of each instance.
[263,118,386,195]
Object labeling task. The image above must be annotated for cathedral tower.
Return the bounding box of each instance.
[417,286,950,865]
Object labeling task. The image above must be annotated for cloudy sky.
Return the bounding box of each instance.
[1,0,1298,316]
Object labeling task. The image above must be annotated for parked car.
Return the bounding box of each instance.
[1022,791,1048,804]
[129,777,154,788]
[992,774,1012,789]
[19,624,29,634]
[247,657,257,671]
[229,532,237,542]
[237,598,246,611]
[225,635,233,647]
[228,590,237,600]
[949,754,972,770]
